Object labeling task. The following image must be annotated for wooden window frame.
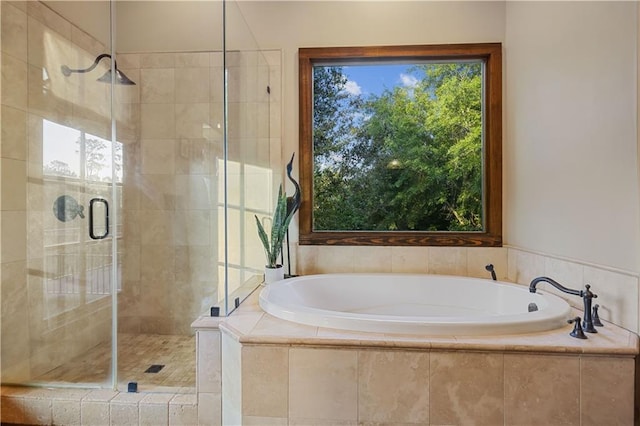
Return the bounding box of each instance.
[298,43,502,246]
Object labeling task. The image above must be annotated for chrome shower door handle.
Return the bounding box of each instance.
[89,197,109,239]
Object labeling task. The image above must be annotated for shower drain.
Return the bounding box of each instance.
[144,364,165,373]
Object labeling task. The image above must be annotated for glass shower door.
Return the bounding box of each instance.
[0,0,117,387]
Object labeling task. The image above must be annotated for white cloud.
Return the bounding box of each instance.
[343,80,362,96]
[400,73,418,88]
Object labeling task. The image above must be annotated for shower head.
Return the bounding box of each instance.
[96,68,136,86]
[61,53,136,85]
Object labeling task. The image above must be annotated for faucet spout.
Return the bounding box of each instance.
[529,276,581,296]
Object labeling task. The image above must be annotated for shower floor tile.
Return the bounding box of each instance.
[34,333,196,392]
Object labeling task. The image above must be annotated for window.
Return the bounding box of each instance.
[298,43,502,246]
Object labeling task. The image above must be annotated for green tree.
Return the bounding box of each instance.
[312,62,483,232]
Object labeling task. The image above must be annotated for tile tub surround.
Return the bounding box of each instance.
[219,291,638,425]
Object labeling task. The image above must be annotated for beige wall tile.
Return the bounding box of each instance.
[541,256,585,306]
[52,399,81,426]
[110,392,145,426]
[138,174,176,210]
[141,68,175,104]
[315,246,355,273]
[1,3,27,61]
[289,347,357,421]
[175,138,211,175]
[390,246,429,273]
[210,66,224,102]
[175,68,209,103]
[583,266,639,332]
[28,63,74,124]
[209,52,223,68]
[197,392,221,426]
[504,354,580,425]
[6,1,27,13]
[429,247,467,275]
[141,139,176,175]
[139,402,169,426]
[174,210,210,246]
[1,262,29,375]
[2,211,26,262]
[1,158,26,210]
[26,1,71,39]
[26,16,49,68]
[115,68,140,104]
[175,246,215,282]
[69,25,104,58]
[81,401,110,425]
[581,356,634,425]
[175,175,214,210]
[140,244,174,282]
[430,351,504,425]
[296,245,318,275]
[242,345,288,417]
[169,394,198,426]
[221,333,242,426]
[22,397,52,425]
[1,53,27,110]
[176,103,210,139]
[140,211,175,246]
[509,248,545,285]
[141,103,175,139]
[2,104,27,161]
[358,350,429,424]
[197,330,221,393]
[353,246,392,273]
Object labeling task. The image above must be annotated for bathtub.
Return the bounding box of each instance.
[258,273,573,336]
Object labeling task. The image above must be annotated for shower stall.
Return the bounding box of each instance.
[0,0,280,391]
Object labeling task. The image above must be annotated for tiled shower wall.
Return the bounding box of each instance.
[115,51,224,335]
[297,244,640,333]
[115,48,280,334]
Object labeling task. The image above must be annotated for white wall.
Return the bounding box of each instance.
[505,2,639,272]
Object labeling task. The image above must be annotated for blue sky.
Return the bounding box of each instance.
[341,64,418,97]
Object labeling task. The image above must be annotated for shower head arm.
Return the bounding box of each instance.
[61,53,114,76]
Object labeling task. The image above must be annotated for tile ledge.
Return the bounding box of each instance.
[223,291,639,356]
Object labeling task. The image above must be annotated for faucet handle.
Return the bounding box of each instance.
[592,304,604,327]
[567,316,587,339]
[583,284,597,299]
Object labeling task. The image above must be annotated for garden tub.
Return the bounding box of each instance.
[258,273,572,336]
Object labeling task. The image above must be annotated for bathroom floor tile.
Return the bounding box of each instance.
[33,333,195,391]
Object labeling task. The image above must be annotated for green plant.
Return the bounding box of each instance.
[255,184,296,268]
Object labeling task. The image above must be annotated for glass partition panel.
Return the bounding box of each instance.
[221,0,282,314]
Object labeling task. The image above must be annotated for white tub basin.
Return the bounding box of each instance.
[259,273,572,336]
